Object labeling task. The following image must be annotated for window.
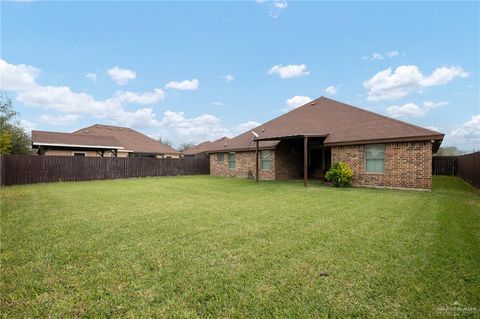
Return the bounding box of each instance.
[364,144,385,173]
[228,153,236,170]
[217,153,224,162]
[73,152,86,157]
[261,150,272,171]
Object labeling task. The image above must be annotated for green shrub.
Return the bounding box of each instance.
[325,162,353,187]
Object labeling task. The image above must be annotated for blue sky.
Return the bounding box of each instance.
[1,1,479,150]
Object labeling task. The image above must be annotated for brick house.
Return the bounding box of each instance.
[183,137,229,159]
[32,124,181,158]
[206,97,444,190]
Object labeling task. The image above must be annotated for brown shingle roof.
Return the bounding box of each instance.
[73,124,180,154]
[206,97,444,152]
[183,137,230,155]
[32,130,123,149]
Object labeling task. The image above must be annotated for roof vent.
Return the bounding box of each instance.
[224,141,228,147]
[310,102,317,105]
[261,128,265,132]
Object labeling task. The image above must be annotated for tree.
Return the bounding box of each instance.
[157,137,173,148]
[0,130,12,155]
[178,142,195,152]
[0,93,32,155]
[434,146,465,156]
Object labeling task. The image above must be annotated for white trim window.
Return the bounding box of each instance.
[364,144,385,173]
[217,153,224,163]
[260,150,272,171]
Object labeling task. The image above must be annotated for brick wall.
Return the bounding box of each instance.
[210,151,275,180]
[331,141,432,190]
[275,141,302,180]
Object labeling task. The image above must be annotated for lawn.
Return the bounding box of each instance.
[1,176,479,318]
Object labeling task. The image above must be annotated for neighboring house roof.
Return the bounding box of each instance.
[73,124,180,154]
[206,97,444,152]
[183,137,230,155]
[32,130,124,149]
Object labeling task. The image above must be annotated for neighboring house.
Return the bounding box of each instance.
[206,97,444,190]
[183,137,229,159]
[32,124,181,158]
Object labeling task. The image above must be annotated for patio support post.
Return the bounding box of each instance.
[322,145,325,170]
[304,136,308,187]
[255,140,259,182]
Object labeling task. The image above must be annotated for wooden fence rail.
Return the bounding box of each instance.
[0,155,210,186]
[432,151,480,188]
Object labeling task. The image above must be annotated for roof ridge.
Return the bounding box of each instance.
[320,96,442,136]
[32,130,73,134]
[229,96,326,140]
[72,123,134,133]
[72,124,179,152]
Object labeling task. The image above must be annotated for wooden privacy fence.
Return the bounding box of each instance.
[432,156,457,175]
[457,152,480,188]
[432,151,480,188]
[0,155,210,186]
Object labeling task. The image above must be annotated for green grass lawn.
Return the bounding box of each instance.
[1,176,479,318]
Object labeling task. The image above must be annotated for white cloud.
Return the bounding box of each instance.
[16,86,101,114]
[324,85,340,95]
[363,50,400,61]
[451,115,480,145]
[419,66,469,87]
[19,119,35,132]
[0,59,166,130]
[107,66,136,85]
[1,59,260,146]
[386,100,449,118]
[110,89,166,105]
[112,108,160,129]
[423,100,449,110]
[426,126,440,132]
[386,51,399,58]
[220,75,234,82]
[268,64,309,79]
[211,101,223,106]
[159,111,231,143]
[85,73,97,82]
[40,114,81,126]
[270,0,287,18]
[274,0,287,9]
[364,65,468,101]
[387,103,425,118]
[0,59,39,91]
[283,95,312,112]
[237,121,261,133]
[257,0,287,18]
[165,79,199,90]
